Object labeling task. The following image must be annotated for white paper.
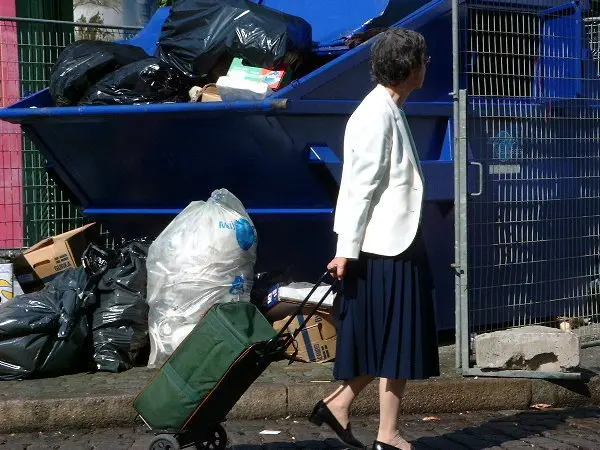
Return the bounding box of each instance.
[216,76,272,101]
[278,282,336,308]
[0,263,14,303]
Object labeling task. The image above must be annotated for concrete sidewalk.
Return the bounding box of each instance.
[0,345,599,433]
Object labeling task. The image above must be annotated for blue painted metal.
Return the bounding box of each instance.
[272,0,454,103]
[308,146,340,164]
[533,2,600,103]
[2,0,594,330]
[119,0,434,52]
[0,97,289,121]
[247,0,425,47]
[117,6,170,56]
[83,208,335,215]
[0,0,466,330]
[308,146,342,184]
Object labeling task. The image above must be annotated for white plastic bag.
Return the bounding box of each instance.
[146,189,257,368]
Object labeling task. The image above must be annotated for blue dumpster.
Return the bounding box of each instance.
[3,0,595,331]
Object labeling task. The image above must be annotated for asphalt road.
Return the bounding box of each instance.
[2,408,600,449]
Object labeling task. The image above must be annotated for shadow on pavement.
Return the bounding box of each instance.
[224,407,600,449]
[411,406,600,449]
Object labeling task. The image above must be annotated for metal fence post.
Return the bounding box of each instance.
[452,0,462,371]
[455,89,470,373]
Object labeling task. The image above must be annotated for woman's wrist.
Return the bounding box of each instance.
[336,236,361,260]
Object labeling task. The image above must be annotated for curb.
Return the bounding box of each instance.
[0,377,598,433]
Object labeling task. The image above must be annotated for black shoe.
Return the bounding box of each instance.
[373,441,411,450]
[308,400,365,448]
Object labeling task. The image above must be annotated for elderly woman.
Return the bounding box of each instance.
[308,28,440,450]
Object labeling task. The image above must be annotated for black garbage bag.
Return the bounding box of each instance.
[0,268,94,380]
[157,0,312,82]
[50,40,148,106]
[79,57,185,106]
[84,240,150,373]
[250,270,292,309]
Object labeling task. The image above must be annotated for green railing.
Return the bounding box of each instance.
[0,17,141,251]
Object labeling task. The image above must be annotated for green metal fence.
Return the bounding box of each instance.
[0,17,141,251]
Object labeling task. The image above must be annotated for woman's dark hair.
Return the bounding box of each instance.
[370,28,427,86]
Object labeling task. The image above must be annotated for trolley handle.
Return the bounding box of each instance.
[273,271,338,348]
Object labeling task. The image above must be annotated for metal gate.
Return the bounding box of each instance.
[454,0,600,379]
[0,17,140,253]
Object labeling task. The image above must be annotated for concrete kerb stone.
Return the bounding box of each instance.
[229,384,288,419]
[401,378,532,413]
[0,377,598,433]
[532,376,600,408]
[285,378,533,416]
[0,396,137,433]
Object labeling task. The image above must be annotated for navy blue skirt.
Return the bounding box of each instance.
[333,232,440,380]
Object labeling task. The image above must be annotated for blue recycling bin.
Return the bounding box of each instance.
[3,0,595,331]
[0,0,462,330]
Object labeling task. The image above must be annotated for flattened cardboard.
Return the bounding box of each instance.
[200,84,222,102]
[13,223,100,292]
[263,283,335,322]
[227,57,291,90]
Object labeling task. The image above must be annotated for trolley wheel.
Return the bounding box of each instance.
[194,423,227,450]
[148,434,180,450]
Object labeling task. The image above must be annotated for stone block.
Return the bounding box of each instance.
[475,326,579,372]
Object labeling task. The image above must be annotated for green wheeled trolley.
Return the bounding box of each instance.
[134,273,336,450]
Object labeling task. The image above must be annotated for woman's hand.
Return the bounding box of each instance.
[327,257,348,280]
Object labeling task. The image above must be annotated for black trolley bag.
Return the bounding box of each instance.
[134,272,337,450]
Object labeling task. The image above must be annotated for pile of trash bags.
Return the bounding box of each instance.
[0,240,150,380]
[49,0,312,106]
[157,0,311,83]
[49,40,150,106]
[0,189,259,379]
[79,57,184,106]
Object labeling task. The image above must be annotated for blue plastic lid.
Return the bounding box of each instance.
[254,0,424,47]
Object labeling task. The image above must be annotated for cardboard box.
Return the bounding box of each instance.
[274,312,337,363]
[226,57,291,90]
[263,282,336,322]
[13,223,100,292]
[200,84,222,102]
[263,298,316,322]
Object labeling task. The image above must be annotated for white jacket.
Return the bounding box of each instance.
[334,84,424,259]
